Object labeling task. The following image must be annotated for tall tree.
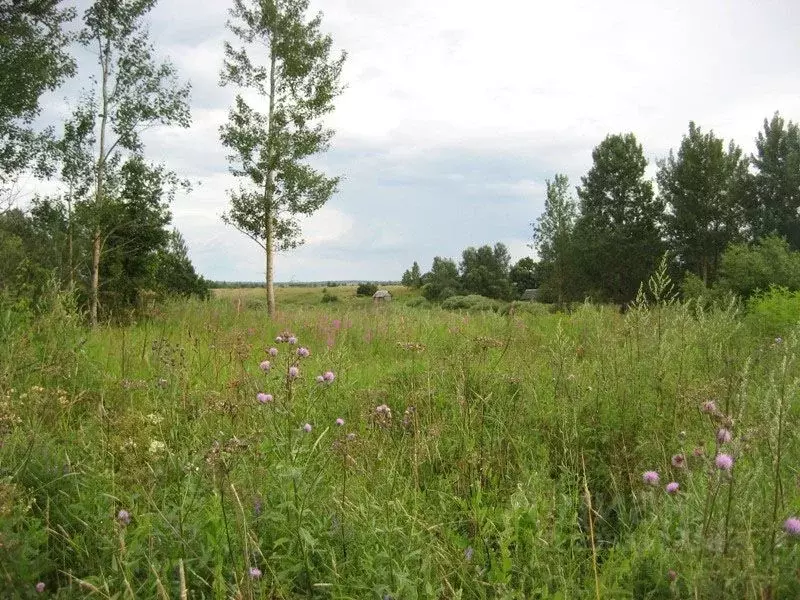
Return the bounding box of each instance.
[749,112,800,249]
[0,0,75,191]
[658,122,749,286]
[576,133,664,303]
[220,0,346,317]
[509,256,539,297]
[460,242,513,300]
[421,256,460,302]
[401,261,422,288]
[80,0,191,325]
[532,174,578,303]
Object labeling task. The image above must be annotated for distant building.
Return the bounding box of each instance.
[373,290,392,302]
[521,288,540,301]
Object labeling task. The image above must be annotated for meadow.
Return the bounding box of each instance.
[2,280,800,599]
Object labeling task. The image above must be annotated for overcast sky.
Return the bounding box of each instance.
[30,0,800,281]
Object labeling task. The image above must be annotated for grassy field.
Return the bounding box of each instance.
[1,284,800,598]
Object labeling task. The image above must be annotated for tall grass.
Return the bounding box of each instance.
[1,281,799,598]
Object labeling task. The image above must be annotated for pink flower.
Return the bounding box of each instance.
[303,423,312,433]
[297,347,310,358]
[667,570,677,582]
[701,400,717,414]
[322,371,335,383]
[335,418,344,426]
[784,517,800,536]
[268,347,278,357]
[715,453,734,471]
[36,582,45,593]
[288,366,299,379]
[642,471,660,486]
[716,428,732,443]
[256,393,273,404]
[249,567,262,579]
[259,360,271,372]
[665,482,680,495]
[117,509,131,525]
[288,336,298,345]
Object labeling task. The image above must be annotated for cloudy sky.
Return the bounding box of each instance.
[30,0,800,281]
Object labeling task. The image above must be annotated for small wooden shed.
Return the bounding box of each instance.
[521,288,540,301]
[372,290,392,303]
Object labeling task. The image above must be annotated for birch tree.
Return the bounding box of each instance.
[220,0,346,317]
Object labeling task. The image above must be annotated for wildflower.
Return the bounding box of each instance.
[249,567,262,579]
[146,412,163,425]
[784,517,800,536]
[297,347,310,358]
[335,418,344,426]
[642,471,660,486]
[322,371,335,383]
[316,375,325,384]
[715,453,734,471]
[665,482,680,495]
[667,570,677,582]
[464,546,474,561]
[288,366,299,379]
[268,347,278,356]
[671,454,686,468]
[148,440,166,455]
[701,400,717,414]
[716,428,732,444]
[256,393,273,404]
[288,336,298,345]
[117,509,131,525]
[346,432,356,441]
[259,360,271,372]
[275,336,283,343]
[776,337,783,344]
[36,582,45,593]
[303,423,312,433]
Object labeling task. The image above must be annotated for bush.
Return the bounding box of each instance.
[441,294,502,312]
[321,288,339,303]
[405,296,428,308]
[355,283,378,297]
[745,285,800,337]
[717,235,800,298]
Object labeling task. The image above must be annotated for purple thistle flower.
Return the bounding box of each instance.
[288,336,298,345]
[303,423,312,433]
[268,347,278,357]
[288,366,299,379]
[259,360,271,372]
[335,418,344,426]
[701,400,717,414]
[642,471,660,486]
[671,454,686,468]
[316,375,325,383]
[665,482,680,495]
[117,509,131,525]
[784,517,800,536]
[715,453,734,471]
[322,371,335,383]
[256,393,273,404]
[297,347,310,358]
[249,567,262,579]
[36,582,45,593]
[716,428,732,443]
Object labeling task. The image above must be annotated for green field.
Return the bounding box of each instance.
[2,286,800,598]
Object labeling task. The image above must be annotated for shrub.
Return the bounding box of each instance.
[746,285,800,337]
[355,283,378,297]
[405,296,428,308]
[321,288,339,303]
[441,294,502,312]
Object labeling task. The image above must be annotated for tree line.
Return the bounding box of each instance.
[403,115,800,306]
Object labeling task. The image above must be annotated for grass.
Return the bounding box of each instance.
[1,281,800,598]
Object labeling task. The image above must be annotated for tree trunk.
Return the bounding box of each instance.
[90,42,110,327]
[264,41,277,318]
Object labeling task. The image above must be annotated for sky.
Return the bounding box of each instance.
[26,0,800,282]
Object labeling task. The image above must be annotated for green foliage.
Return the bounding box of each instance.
[440,294,503,311]
[220,0,346,315]
[154,230,210,300]
[421,256,461,301]
[401,261,422,288]
[355,282,378,297]
[508,257,539,297]
[716,235,800,298]
[459,242,513,300]
[575,133,664,303]
[746,286,800,336]
[0,0,76,182]
[321,287,339,302]
[749,112,800,249]
[658,121,749,286]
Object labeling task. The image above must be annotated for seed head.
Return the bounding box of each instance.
[716,428,732,444]
[671,454,685,468]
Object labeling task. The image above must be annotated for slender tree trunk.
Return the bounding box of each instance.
[264,42,277,318]
[67,186,73,290]
[90,44,110,327]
